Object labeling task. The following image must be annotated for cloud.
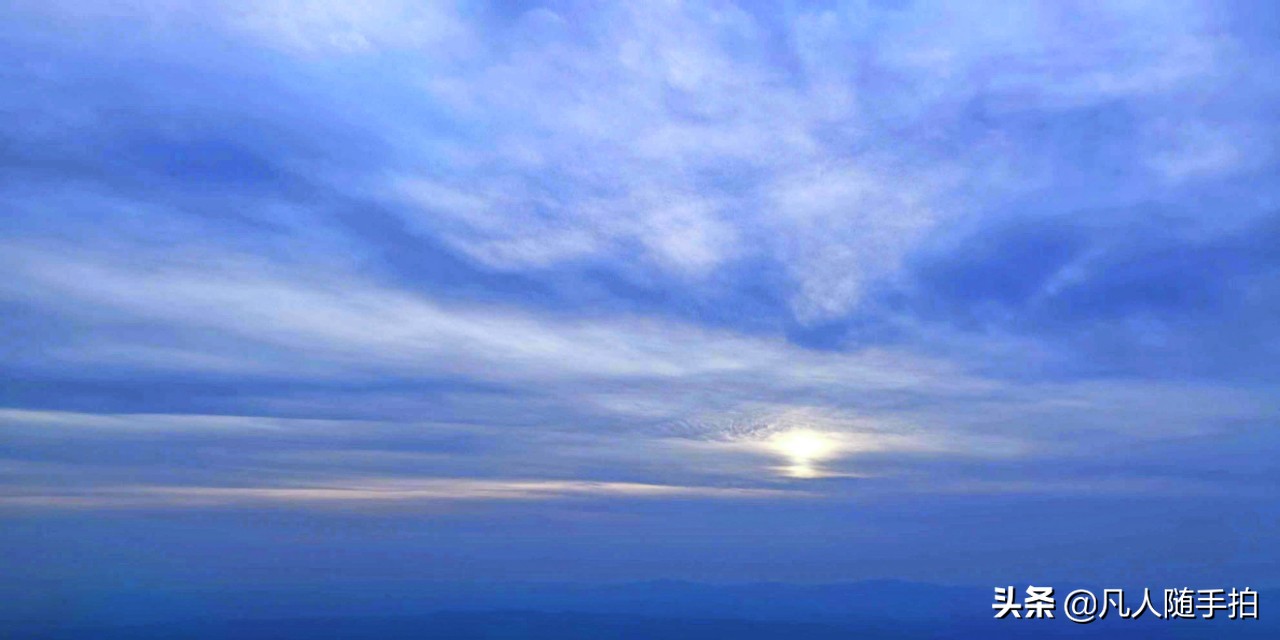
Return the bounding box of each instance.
[230,0,471,55]
[368,2,960,319]
[4,0,473,56]
[1,241,987,393]
[0,478,797,510]
[764,162,945,321]
[7,0,1272,328]
[0,0,1277,535]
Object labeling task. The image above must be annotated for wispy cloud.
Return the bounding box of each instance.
[0,478,797,510]
[0,3,1276,590]
[1,242,985,392]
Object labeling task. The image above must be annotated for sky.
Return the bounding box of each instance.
[2,0,1279,627]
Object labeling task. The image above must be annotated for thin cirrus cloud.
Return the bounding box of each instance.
[1,243,979,387]
[17,0,1241,321]
[0,0,1277,526]
[0,478,799,510]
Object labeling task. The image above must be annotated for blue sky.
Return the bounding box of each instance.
[2,0,1279,615]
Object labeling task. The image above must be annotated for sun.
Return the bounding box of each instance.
[770,430,837,464]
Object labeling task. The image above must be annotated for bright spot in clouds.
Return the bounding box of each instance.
[770,430,840,479]
[771,430,837,462]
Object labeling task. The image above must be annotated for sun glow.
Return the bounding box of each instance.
[769,430,839,478]
[772,430,836,462]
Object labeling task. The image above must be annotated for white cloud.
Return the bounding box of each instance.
[0,478,798,509]
[765,162,945,321]
[3,1,1274,515]
[0,408,367,433]
[373,2,1236,322]
[1,244,981,392]
[375,3,954,319]
[12,1,1245,322]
